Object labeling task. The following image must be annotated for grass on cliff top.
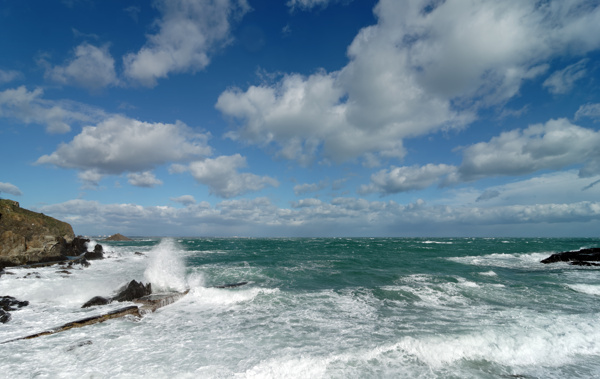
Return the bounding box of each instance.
[0,199,74,237]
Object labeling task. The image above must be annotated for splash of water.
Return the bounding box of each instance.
[143,238,188,292]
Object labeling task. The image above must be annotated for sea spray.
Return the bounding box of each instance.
[143,238,187,292]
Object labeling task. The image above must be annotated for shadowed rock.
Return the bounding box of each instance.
[81,296,111,308]
[84,244,104,260]
[112,280,152,302]
[541,247,600,265]
[1,296,29,323]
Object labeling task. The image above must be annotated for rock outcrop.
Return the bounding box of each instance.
[104,233,132,241]
[0,199,76,268]
[541,247,600,265]
[81,280,152,308]
[0,296,29,323]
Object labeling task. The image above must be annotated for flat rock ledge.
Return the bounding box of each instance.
[541,247,600,266]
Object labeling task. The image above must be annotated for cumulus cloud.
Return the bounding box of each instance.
[0,69,22,84]
[36,115,211,185]
[575,103,600,121]
[218,0,600,165]
[186,154,279,198]
[458,118,600,181]
[543,59,588,94]
[127,171,163,187]
[123,0,250,87]
[171,195,197,206]
[44,43,118,90]
[0,182,23,197]
[0,86,103,133]
[359,164,457,195]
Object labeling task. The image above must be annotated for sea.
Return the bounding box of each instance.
[2,237,600,378]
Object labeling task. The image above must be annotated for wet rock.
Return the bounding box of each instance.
[0,309,11,323]
[0,296,29,323]
[1,296,29,311]
[81,296,111,308]
[56,270,71,275]
[134,252,144,256]
[112,280,152,302]
[541,247,600,265]
[84,244,104,260]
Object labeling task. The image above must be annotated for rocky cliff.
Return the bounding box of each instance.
[0,199,76,267]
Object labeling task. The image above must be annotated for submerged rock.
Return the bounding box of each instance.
[541,247,600,265]
[0,296,29,323]
[81,296,111,308]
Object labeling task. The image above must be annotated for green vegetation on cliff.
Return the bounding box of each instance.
[0,199,75,267]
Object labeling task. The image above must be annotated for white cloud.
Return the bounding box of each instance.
[0,69,22,84]
[575,103,600,121]
[294,180,328,195]
[37,196,600,237]
[36,115,211,184]
[286,0,341,11]
[171,195,197,206]
[543,59,588,94]
[127,171,163,188]
[218,0,600,165]
[0,182,23,197]
[0,86,103,133]
[458,118,600,181]
[187,154,279,198]
[123,0,250,87]
[45,43,118,90]
[359,164,457,195]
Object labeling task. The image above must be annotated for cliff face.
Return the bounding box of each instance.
[0,199,76,267]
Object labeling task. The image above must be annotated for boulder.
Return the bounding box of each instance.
[84,244,104,260]
[81,296,111,308]
[541,247,600,265]
[0,296,29,323]
[112,280,152,302]
[81,280,152,308]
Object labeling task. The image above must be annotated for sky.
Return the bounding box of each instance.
[2,0,600,237]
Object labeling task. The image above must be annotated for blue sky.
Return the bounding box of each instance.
[2,0,600,237]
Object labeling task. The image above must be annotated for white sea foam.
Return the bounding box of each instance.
[448,252,552,270]
[479,270,498,276]
[567,284,600,296]
[143,238,187,292]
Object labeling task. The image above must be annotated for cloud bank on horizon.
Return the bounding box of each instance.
[1,0,600,237]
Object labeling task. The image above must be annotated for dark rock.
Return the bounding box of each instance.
[104,233,132,241]
[134,252,144,256]
[112,280,152,302]
[66,340,93,351]
[84,244,104,260]
[541,247,600,264]
[0,309,11,323]
[1,296,29,311]
[213,281,249,289]
[56,270,71,274]
[81,296,111,308]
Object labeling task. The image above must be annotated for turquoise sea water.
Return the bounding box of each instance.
[2,237,600,378]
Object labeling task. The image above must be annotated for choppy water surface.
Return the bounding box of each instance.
[2,237,600,378]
